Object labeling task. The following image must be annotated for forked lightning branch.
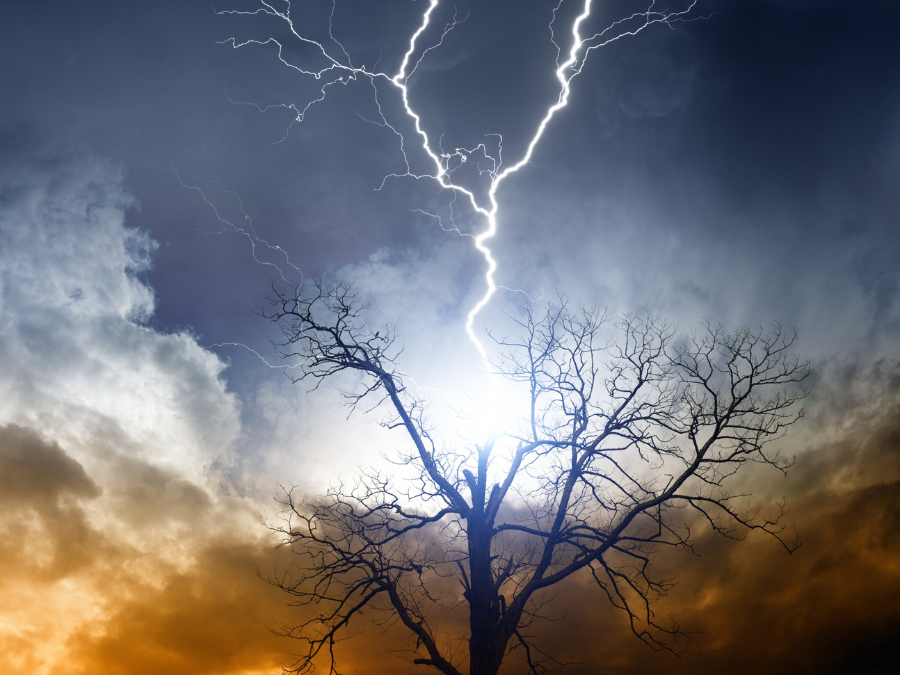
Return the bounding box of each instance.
[218,0,700,363]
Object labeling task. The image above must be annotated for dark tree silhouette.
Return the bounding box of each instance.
[260,278,809,675]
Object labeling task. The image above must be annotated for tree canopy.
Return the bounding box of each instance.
[261,279,809,675]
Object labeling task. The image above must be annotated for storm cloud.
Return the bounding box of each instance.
[1,1,899,673]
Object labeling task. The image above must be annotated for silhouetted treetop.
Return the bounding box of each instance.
[260,278,809,675]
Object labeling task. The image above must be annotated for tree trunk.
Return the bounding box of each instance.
[467,517,502,675]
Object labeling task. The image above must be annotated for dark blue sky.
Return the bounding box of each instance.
[4,0,898,350]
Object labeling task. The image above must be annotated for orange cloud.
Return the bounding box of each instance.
[0,424,288,675]
[1,402,898,674]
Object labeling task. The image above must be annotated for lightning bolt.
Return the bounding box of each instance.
[217,0,702,364]
[173,168,305,286]
[173,169,312,372]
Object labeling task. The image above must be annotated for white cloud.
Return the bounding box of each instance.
[0,151,240,484]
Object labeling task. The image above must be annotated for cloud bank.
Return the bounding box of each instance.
[0,149,293,675]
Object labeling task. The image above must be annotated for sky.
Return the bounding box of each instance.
[1,0,899,673]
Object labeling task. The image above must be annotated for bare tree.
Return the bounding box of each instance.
[260,278,809,675]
